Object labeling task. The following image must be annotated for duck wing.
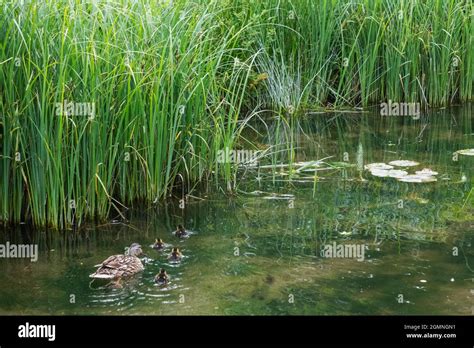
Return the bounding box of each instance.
[93,254,120,268]
[90,255,144,279]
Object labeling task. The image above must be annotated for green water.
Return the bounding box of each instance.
[0,108,473,315]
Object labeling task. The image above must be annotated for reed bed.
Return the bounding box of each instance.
[0,0,472,228]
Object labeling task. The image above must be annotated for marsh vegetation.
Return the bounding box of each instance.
[0,0,472,316]
[0,108,473,315]
[1,0,473,228]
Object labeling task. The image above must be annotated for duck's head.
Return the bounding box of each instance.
[125,243,143,257]
[153,239,164,248]
[155,268,168,283]
[177,224,185,232]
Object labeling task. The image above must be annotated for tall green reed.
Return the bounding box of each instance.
[0,0,472,229]
[0,0,256,228]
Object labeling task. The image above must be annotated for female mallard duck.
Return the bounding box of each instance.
[174,224,188,238]
[168,247,183,262]
[153,238,165,250]
[154,268,169,285]
[89,243,144,280]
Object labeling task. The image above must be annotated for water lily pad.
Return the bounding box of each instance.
[386,169,408,178]
[364,163,393,171]
[415,168,438,176]
[397,175,437,183]
[369,169,391,177]
[388,160,419,167]
[455,148,474,156]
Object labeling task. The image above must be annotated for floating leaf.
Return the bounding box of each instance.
[262,193,295,200]
[386,169,408,178]
[455,149,474,156]
[370,169,391,177]
[397,175,437,183]
[415,168,438,176]
[369,169,408,178]
[364,163,393,171]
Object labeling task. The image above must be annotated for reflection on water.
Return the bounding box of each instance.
[0,107,473,315]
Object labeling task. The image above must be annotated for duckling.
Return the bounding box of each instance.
[153,238,165,250]
[89,243,144,280]
[174,224,188,238]
[154,268,169,285]
[168,247,183,262]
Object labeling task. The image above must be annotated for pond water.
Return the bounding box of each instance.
[0,107,473,315]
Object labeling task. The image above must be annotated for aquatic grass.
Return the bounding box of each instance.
[0,0,256,227]
[290,0,473,107]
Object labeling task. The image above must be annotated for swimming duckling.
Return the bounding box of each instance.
[89,243,144,280]
[168,247,183,262]
[154,268,169,285]
[153,238,165,250]
[174,224,188,238]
